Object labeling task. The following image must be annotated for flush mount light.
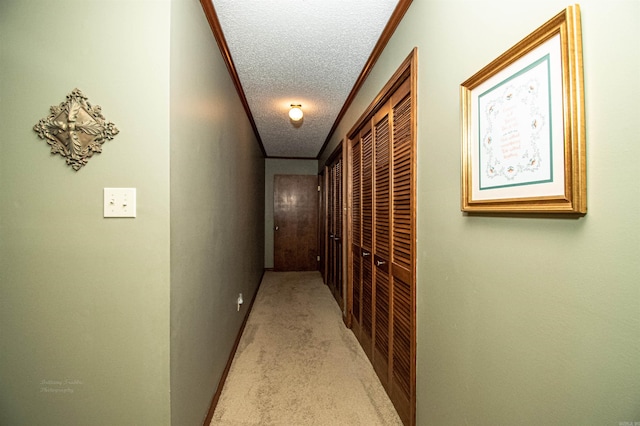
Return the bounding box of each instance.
[289,104,303,121]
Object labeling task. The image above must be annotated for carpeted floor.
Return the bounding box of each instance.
[211,271,403,426]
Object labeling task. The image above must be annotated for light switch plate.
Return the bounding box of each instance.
[104,188,136,218]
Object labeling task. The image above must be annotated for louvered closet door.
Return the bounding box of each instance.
[328,155,343,308]
[327,171,334,284]
[373,106,391,386]
[351,137,362,331]
[347,52,415,426]
[389,77,413,423]
[319,171,326,280]
[328,162,336,298]
[357,123,374,358]
[336,158,343,302]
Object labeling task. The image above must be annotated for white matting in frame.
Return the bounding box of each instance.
[460,4,586,214]
[472,34,564,201]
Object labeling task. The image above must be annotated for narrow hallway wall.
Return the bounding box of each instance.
[169,1,265,425]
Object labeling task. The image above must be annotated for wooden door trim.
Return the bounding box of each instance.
[325,140,343,167]
[409,49,418,426]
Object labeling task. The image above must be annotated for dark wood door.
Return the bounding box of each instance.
[373,105,391,385]
[347,51,416,426]
[389,78,414,419]
[355,123,374,360]
[274,174,318,271]
[351,137,362,332]
[318,170,326,281]
[327,153,343,308]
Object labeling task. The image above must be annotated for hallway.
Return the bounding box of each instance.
[2,1,639,425]
[211,271,403,425]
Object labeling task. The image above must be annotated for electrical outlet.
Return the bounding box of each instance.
[237,293,243,312]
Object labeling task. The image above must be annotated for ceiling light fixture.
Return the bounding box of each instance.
[289,104,303,121]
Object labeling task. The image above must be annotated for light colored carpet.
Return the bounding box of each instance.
[211,271,403,426]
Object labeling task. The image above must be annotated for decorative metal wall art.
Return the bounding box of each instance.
[33,88,119,171]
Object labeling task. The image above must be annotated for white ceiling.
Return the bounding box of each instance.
[210,0,401,158]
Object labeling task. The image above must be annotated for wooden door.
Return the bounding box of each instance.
[347,50,416,426]
[389,76,414,423]
[274,174,318,271]
[373,105,391,385]
[351,137,362,332]
[360,124,374,359]
[319,170,326,281]
[327,153,344,308]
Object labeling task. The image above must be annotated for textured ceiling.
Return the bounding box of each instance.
[211,0,400,158]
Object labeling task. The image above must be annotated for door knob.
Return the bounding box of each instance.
[376,260,386,266]
[362,251,370,257]
[275,226,279,231]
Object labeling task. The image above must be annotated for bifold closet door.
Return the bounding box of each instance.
[389,78,413,419]
[350,124,374,358]
[348,53,415,426]
[319,171,326,280]
[327,155,343,308]
[373,106,391,384]
[360,125,374,357]
[327,168,335,294]
[351,137,362,333]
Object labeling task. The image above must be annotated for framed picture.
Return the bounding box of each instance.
[460,5,586,214]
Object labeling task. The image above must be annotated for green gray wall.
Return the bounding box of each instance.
[264,159,318,268]
[319,0,640,424]
[0,1,171,424]
[0,0,265,425]
[169,0,265,424]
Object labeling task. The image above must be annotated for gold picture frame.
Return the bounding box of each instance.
[460,5,586,214]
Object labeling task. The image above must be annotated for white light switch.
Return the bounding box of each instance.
[104,188,136,218]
